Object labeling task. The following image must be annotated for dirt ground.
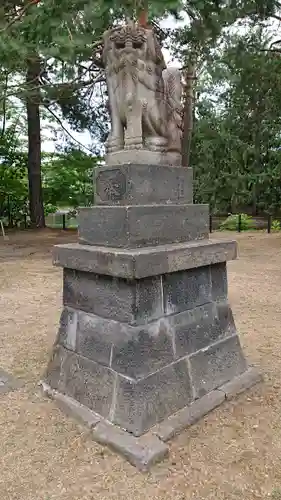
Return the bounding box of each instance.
[1,229,281,500]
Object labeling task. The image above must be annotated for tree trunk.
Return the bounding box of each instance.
[252,105,262,216]
[26,55,45,228]
[138,0,148,26]
[182,64,196,168]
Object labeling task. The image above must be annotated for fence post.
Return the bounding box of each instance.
[267,214,271,234]
[24,214,27,229]
[62,213,66,230]
[209,213,213,234]
[238,214,242,233]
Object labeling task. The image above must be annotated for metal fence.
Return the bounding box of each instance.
[2,212,281,233]
[209,214,281,233]
[45,212,78,230]
[47,213,281,233]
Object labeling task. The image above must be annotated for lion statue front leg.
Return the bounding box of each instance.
[106,75,124,152]
[124,93,143,150]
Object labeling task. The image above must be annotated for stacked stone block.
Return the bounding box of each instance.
[45,162,248,437]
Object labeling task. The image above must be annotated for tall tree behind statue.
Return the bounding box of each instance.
[192,27,281,214]
[171,0,281,167]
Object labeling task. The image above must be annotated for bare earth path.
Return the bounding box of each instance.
[0,229,281,500]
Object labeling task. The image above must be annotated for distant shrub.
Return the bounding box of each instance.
[271,219,281,232]
[219,213,255,231]
[44,203,58,216]
[67,208,77,219]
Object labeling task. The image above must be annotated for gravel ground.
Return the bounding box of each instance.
[0,229,281,500]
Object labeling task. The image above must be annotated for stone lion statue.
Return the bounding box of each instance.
[103,21,183,155]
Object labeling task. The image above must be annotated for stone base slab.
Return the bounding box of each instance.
[92,422,168,470]
[40,367,262,471]
[106,149,181,167]
[78,204,209,248]
[95,164,193,206]
[153,367,262,442]
[53,238,237,279]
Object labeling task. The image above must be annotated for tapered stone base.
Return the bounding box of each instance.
[41,366,262,470]
[44,240,251,437]
[43,156,261,466]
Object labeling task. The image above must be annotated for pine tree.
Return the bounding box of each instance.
[172,0,280,167]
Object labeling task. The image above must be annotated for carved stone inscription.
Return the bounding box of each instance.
[178,178,185,198]
[96,169,127,202]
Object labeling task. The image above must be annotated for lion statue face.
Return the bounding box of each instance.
[103,22,166,76]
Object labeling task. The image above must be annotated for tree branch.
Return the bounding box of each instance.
[44,104,95,154]
[270,39,281,47]
[271,14,281,23]
[259,48,281,53]
[0,0,38,33]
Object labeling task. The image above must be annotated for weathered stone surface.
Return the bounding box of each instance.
[189,335,248,398]
[41,382,101,428]
[153,390,226,442]
[63,269,163,325]
[172,302,233,357]
[219,367,263,400]
[92,421,169,471]
[45,344,66,391]
[74,310,174,379]
[53,239,237,279]
[60,351,116,418]
[63,269,134,323]
[111,319,174,379]
[112,358,193,436]
[163,266,211,315]
[95,164,193,206]
[78,204,209,248]
[211,262,228,301]
[45,346,116,419]
[216,302,236,337]
[76,311,114,366]
[78,206,128,247]
[134,276,163,324]
[106,149,181,167]
[57,307,78,351]
[53,243,132,278]
[57,302,237,378]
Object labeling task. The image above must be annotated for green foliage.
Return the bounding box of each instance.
[44,203,58,216]
[271,219,281,232]
[219,213,255,231]
[0,126,29,225]
[43,147,99,208]
[192,26,281,214]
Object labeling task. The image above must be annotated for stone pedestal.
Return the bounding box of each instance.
[43,160,261,467]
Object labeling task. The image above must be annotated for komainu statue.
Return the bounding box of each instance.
[103,21,183,155]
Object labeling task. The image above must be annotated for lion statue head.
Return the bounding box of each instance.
[103,21,166,78]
